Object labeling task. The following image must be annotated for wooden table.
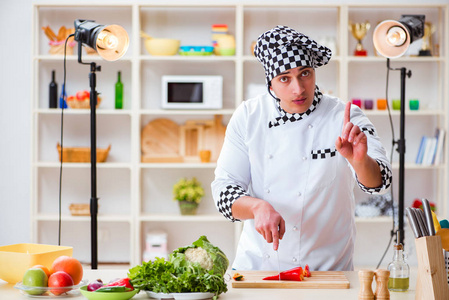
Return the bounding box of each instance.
[0,268,418,299]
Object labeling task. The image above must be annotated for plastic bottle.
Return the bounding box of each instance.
[387,235,410,292]
[115,71,123,109]
[59,83,67,109]
[49,70,58,108]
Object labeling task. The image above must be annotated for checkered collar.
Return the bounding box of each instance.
[268,86,323,128]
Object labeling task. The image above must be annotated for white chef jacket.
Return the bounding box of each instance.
[211,92,392,271]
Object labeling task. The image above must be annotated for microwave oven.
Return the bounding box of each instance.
[161,75,223,109]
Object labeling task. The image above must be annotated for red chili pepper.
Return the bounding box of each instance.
[303,264,311,277]
[106,278,134,290]
[263,266,304,281]
[233,272,244,281]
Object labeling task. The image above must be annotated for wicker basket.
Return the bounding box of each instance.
[49,41,75,55]
[69,203,90,216]
[69,203,100,216]
[57,143,111,163]
[67,96,102,109]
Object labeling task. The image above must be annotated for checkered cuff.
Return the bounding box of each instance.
[358,159,392,194]
[361,126,375,136]
[217,185,249,222]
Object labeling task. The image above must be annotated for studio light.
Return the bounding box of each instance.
[71,19,129,269]
[373,15,425,58]
[74,19,129,61]
[372,15,425,246]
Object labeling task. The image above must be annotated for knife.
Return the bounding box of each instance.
[406,207,421,238]
[414,208,429,237]
[422,199,436,236]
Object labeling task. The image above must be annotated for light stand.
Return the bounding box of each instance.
[373,15,424,245]
[73,19,129,269]
[386,59,412,245]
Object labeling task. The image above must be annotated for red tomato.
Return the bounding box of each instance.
[76,90,89,100]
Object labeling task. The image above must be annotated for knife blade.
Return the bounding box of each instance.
[406,207,421,239]
[422,198,436,236]
[415,208,429,236]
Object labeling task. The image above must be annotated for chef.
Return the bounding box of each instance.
[211,25,392,271]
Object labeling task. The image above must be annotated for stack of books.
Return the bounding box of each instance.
[415,128,446,165]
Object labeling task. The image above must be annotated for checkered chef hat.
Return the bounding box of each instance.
[254,25,332,85]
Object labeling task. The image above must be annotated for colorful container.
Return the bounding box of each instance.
[0,243,73,283]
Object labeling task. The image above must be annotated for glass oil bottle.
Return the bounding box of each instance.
[387,232,410,292]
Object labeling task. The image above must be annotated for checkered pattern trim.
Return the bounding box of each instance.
[311,148,337,159]
[358,159,393,194]
[361,126,375,136]
[217,185,249,222]
[254,25,332,84]
[268,86,322,128]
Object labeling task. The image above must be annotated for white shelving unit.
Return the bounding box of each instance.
[31,2,448,267]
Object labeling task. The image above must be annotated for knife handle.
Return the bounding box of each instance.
[422,199,436,236]
[406,207,421,239]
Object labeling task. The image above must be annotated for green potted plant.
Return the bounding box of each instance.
[173,177,205,215]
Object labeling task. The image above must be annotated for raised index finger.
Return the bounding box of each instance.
[344,101,351,125]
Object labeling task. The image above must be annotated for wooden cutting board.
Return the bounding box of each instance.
[231,271,350,289]
[141,118,183,162]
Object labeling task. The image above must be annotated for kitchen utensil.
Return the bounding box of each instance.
[141,31,180,56]
[436,228,449,251]
[231,271,350,289]
[406,207,422,238]
[415,236,449,299]
[422,199,436,236]
[179,46,214,56]
[0,244,72,284]
[15,279,88,297]
[414,208,429,236]
[141,118,182,163]
[80,285,138,300]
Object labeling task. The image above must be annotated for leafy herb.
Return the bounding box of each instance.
[128,236,228,300]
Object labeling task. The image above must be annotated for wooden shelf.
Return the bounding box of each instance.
[31,2,448,267]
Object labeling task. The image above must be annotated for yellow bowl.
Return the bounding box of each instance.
[144,38,180,56]
[0,243,73,283]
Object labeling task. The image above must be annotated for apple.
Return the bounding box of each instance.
[22,268,48,295]
[48,271,74,296]
[76,90,89,100]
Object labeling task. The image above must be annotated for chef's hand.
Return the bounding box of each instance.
[335,102,382,188]
[335,101,368,163]
[253,200,285,251]
[232,196,285,251]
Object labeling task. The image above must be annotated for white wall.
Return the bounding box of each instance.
[1,0,447,268]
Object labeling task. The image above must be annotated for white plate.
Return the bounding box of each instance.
[146,291,174,299]
[145,291,214,300]
[171,292,214,300]
[14,279,88,298]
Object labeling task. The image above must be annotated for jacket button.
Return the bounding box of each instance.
[268,154,273,159]
[292,226,298,231]
[292,257,297,262]
[297,192,302,197]
[264,254,270,259]
[266,189,270,194]
[308,124,313,129]
[302,156,307,161]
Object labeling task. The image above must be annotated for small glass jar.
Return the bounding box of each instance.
[387,243,410,292]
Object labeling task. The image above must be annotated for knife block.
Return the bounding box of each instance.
[415,236,449,300]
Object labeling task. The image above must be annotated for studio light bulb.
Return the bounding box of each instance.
[97,31,119,50]
[386,26,407,47]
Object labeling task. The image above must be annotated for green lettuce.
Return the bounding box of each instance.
[128,236,229,299]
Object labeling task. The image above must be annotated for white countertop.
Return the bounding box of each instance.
[0,268,418,299]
